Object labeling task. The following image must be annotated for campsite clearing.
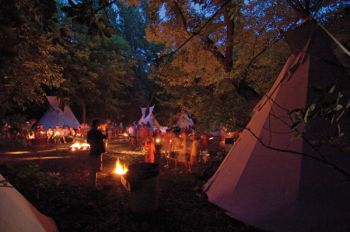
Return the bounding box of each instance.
[0,138,260,232]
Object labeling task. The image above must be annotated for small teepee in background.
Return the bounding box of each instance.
[138,105,160,128]
[176,112,194,129]
[38,96,80,130]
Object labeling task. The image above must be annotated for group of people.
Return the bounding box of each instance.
[25,124,90,145]
[0,119,126,147]
[86,119,207,188]
[126,122,221,168]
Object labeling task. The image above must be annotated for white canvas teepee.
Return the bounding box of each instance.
[176,112,194,129]
[37,96,80,130]
[63,105,80,129]
[0,174,58,232]
[138,105,160,128]
[204,20,350,232]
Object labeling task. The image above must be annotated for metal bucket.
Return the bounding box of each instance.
[122,163,159,214]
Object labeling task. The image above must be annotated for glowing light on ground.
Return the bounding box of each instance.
[113,158,128,175]
[2,151,32,155]
[10,156,74,161]
[109,150,146,155]
[70,141,90,151]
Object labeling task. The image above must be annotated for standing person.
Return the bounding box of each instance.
[162,129,172,156]
[63,126,70,143]
[178,129,188,163]
[144,135,156,163]
[138,123,149,149]
[127,122,137,147]
[189,132,200,171]
[47,127,54,143]
[87,119,107,188]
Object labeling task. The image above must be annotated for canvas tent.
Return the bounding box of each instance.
[37,96,80,130]
[62,105,81,129]
[176,112,194,129]
[0,174,58,232]
[203,20,350,232]
[138,105,161,128]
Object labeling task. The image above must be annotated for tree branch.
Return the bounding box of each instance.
[245,127,350,181]
[224,6,234,72]
[173,0,190,35]
[199,36,227,66]
[241,33,284,79]
[255,92,350,181]
[93,0,119,15]
[156,0,232,63]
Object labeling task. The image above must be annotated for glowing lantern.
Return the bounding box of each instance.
[123,132,129,137]
[113,158,128,175]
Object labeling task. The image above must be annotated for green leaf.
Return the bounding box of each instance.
[346,100,350,109]
[304,104,315,122]
[334,104,343,111]
[328,84,336,94]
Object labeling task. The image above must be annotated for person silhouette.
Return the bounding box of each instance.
[87,119,107,188]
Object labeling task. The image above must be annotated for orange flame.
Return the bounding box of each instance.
[114,158,128,175]
[70,141,90,151]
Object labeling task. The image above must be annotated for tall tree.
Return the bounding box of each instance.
[56,0,163,122]
[54,0,136,122]
[145,0,348,130]
[115,1,164,106]
[144,0,294,129]
[0,0,65,127]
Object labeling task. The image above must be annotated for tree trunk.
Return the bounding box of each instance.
[224,6,234,73]
[82,102,86,123]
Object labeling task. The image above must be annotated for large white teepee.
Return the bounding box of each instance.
[204,20,350,232]
[62,105,80,129]
[37,96,80,130]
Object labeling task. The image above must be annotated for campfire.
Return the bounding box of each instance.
[113,158,128,175]
[70,141,90,151]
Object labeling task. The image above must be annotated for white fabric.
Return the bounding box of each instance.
[63,106,80,129]
[141,108,147,119]
[0,175,57,232]
[138,105,160,128]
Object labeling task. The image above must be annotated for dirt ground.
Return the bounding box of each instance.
[0,139,261,232]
